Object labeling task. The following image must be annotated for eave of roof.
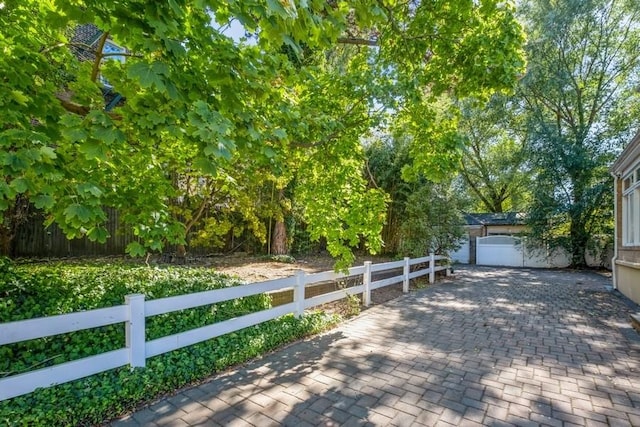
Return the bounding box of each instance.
[611,129,640,176]
[463,212,526,226]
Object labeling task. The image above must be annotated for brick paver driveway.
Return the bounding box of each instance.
[112,266,640,426]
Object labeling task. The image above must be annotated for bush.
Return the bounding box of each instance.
[0,260,340,426]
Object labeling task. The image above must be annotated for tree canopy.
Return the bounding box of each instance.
[456,95,531,213]
[518,0,640,266]
[1,0,526,267]
[366,135,465,257]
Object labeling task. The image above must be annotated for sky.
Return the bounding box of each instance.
[219,18,257,45]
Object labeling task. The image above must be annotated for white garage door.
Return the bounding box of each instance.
[476,236,571,268]
[476,235,523,267]
[450,235,470,264]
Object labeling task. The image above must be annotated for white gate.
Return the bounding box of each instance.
[476,235,523,267]
[476,235,571,268]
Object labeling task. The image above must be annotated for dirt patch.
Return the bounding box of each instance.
[22,252,445,314]
[187,253,391,282]
[190,253,443,314]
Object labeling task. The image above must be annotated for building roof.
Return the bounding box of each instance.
[67,24,126,110]
[463,212,526,226]
[70,24,103,61]
[610,129,640,176]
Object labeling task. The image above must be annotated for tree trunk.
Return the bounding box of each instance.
[0,196,31,257]
[0,225,12,257]
[175,243,187,263]
[271,220,288,255]
[271,188,289,256]
[569,218,588,268]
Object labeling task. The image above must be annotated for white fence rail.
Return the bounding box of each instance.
[0,254,449,401]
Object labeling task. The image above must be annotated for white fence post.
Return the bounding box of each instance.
[294,270,306,317]
[429,253,435,284]
[125,293,146,368]
[363,261,371,307]
[446,257,452,277]
[403,257,410,293]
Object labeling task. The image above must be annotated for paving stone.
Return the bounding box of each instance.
[529,412,562,427]
[608,416,633,427]
[245,412,279,427]
[108,267,640,427]
[179,404,216,425]
[131,409,161,426]
[346,404,369,419]
[325,407,352,423]
[367,411,393,425]
[110,416,140,427]
[415,409,441,425]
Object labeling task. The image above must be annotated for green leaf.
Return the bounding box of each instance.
[247,125,261,141]
[39,146,57,160]
[63,203,92,223]
[92,126,123,145]
[273,129,287,139]
[193,157,218,175]
[168,0,185,17]
[263,146,276,158]
[62,127,88,143]
[203,142,232,160]
[10,177,29,194]
[33,194,55,209]
[77,183,103,198]
[266,0,294,19]
[87,226,109,243]
[126,241,147,257]
[127,61,168,91]
[164,39,186,58]
[10,90,29,106]
[79,141,108,161]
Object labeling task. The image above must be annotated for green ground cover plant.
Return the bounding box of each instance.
[0,258,339,426]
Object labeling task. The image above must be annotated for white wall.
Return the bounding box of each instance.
[450,235,470,264]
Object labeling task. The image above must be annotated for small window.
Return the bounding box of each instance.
[622,164,640,246]
[103,41,126,63]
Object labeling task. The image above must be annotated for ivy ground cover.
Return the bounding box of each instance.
[0,258,339,426]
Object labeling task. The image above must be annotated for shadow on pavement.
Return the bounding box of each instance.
[111,266,640,426]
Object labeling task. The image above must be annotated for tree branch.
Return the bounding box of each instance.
[101,51,142,59]
[460,164,495,212]
[41,41,94,54]
[337,37,377,46]
[91,31,110,82]
[56,93,90,115]
[55,92,122,120]
[185,197,210,234]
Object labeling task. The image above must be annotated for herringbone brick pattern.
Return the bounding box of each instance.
[111,266,640,426]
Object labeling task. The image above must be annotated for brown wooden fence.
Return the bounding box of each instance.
[12,208,265,258]
[13,208,135,257]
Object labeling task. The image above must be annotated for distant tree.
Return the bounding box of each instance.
[366,136,465,257]
[518,0,640,266]
[457,96,531,213]
[398,183,465,257]
[365,137,414,254]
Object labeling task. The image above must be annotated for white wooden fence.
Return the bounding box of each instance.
[0,254,449,401]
